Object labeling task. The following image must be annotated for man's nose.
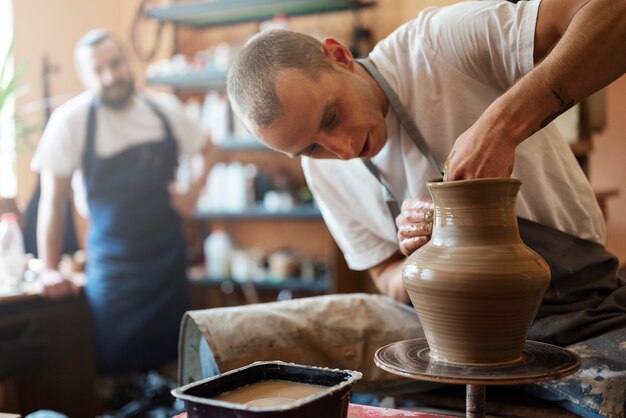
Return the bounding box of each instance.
[320,134,354,160]
[100,67,116,86]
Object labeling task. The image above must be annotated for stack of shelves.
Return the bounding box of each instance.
[145,0,373,307]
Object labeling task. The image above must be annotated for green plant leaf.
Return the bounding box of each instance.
[0,36,28,121]
[0,39,12,90]
[0,36,33,148]
[0,65,27,114]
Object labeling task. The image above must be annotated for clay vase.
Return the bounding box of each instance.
[402,178,550,365]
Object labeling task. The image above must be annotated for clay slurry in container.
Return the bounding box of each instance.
[402,178,550,365]
[171,361,362,418]
[214,380,328,408]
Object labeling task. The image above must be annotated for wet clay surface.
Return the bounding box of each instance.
[214,380,327,408]
[403,178,550,365]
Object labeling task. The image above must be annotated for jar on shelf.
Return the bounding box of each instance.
[204,225,234,279]
[0,212,26,291]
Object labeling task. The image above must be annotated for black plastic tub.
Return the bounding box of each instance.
[171,361,362,418]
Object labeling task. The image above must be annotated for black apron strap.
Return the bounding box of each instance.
[82,97,99,190]
[141,94,175,144]
[357,58,444,175]
[356,58,443,227]
[362,159,401,222]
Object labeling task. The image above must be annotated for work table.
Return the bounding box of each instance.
[0,284,97,417]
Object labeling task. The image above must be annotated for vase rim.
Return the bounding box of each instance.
[428,177,522,188]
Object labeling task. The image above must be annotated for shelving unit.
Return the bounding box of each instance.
[146,70,270,150]
[187,275,334,308]
[146,0,375,28]
[145,0,373,309]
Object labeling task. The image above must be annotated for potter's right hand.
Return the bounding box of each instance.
[397,198,434,257]
[40,270,80,300]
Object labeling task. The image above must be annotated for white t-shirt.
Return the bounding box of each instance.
[31,90,206,217]
[302,0,605,271]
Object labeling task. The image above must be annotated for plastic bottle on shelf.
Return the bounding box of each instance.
[205,162,227,212]
[225,162,246,212]
[204,225,234,279]
[201,91,228,144]
[0,212,26,290]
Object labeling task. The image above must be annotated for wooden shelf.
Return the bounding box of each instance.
[190,276,330,293]
[194,204,322,221]
[146,0,375,28]
[146,70,228,91]
[217,137,268,151]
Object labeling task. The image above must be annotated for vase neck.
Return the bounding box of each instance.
[428,179,522,246]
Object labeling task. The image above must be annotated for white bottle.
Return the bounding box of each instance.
[0,212,25,290]
[201,91,228,144]
[225,162,246,212]
[206,162,227,212]
[204,225,233,279]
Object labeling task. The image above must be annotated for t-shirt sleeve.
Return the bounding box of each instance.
[302,159,399,271]
[418,0,539,91]
[30,108,82,177]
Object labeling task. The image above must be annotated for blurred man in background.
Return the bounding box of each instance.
[31,29,211,409]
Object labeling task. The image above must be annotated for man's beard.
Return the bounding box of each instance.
[101,80,135,108]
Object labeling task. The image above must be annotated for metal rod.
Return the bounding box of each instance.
[466,384,486,418]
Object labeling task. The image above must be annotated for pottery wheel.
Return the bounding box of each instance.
[375,338,580,386]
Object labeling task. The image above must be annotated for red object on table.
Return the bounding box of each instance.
[173,403,454,417]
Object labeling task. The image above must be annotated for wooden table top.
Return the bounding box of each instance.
[0,272,85,305]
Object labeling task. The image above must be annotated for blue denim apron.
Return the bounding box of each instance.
[82,97,189,376]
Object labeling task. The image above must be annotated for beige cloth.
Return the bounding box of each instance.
[178,293,424,391]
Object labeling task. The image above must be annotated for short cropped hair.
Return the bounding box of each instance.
[227,30,333,129]
[74,29,121,73]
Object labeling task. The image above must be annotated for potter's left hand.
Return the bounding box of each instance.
[169,181,200,220]
[444,113,517,181]
[397,198,434,257]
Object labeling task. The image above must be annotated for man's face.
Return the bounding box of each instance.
[253,66,387,160]
[77,38,134,108]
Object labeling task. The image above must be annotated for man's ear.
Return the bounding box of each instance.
[321,37,354,69]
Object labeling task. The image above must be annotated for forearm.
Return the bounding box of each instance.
[189,146,213,199]
[368,252,410,303]
[37,173,70,271]
[495,0,626,146]
[37,206,65,271]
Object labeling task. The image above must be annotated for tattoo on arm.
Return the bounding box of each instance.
[552,86,575,112]
[540,86,575,129]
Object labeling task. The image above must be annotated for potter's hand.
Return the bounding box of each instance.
[397,198,434,257]
[169,181,200,220]
[444,113,516,181]
[40,270,79,300]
